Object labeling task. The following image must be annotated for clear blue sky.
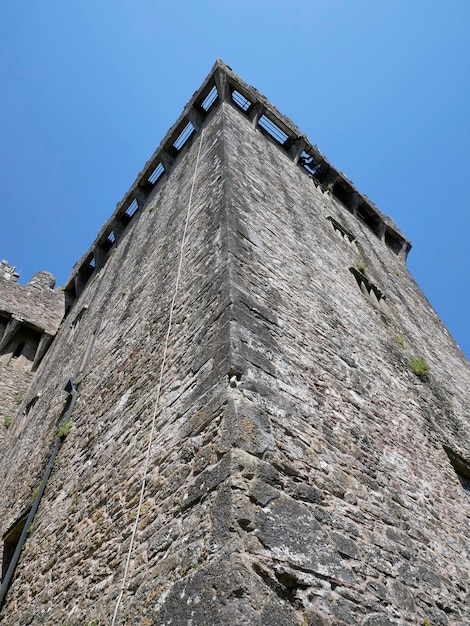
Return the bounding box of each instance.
[1,1,469,357]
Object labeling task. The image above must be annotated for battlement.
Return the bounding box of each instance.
[0,265,64,374]
[0,261,19,283]
[64,59,411,312]
[0,263,65,430]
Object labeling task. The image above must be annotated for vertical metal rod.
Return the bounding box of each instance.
[0,385,78,612]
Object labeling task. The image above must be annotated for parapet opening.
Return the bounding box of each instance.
[199,85,218,112]
[148,162,165,185]
[231,89,253,112]
[124,199,139,220]
[173,121,196,152]
[2,514,29,581]
[385,228,403,256]
[138,161,165,195]
[327,217,356,244]
[298,151,323,176]
[356,202,381,235]
[78,253,96,283]
[98,229,116,255]
[118,197,139,227]
[333,181,355,213]
[444,447,470,493]
[162,118,198,159]
[312,161,331,185]
[258,114,289,146]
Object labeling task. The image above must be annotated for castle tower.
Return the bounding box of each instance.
[0,60,469,625]
[0,262,64,446]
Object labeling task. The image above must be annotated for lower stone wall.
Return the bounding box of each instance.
[0,364,32,445]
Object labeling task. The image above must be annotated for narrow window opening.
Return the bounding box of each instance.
[148,163,165,185]
[444,448,470,493]
[2,515,28,581]
[231,89,252,112]
[258,115,289,145]
[173,122,195,151]
[200,85,218,111]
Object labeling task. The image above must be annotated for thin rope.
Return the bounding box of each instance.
[111,129,205,625]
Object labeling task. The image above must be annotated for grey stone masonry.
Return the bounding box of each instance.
[0,266,64,442]
[0,61,469,625]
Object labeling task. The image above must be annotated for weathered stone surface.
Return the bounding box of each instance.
[1,61,470,626]
[0,266,64,441]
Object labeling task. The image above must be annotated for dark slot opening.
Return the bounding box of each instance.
[356,203,381,234]
[444,447,470,493]
[333,182,354,212]
[385,229,403,255]
[2,515,28,581]
[12,342,25,359]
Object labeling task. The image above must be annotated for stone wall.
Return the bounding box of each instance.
[0,268,64,439]
[0,272,64,337]
[0,365,33,447]
[0,67,469,626]
[214,103,470,625]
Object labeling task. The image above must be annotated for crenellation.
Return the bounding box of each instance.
[0,263,64,436]
[0,262,19,284]
[59,61,411,318]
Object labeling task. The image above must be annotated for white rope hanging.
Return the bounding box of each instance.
[111,128,206,625]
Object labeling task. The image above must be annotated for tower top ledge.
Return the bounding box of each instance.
[64,59,412,306]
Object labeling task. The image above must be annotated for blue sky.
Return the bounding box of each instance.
[1,1,469,357]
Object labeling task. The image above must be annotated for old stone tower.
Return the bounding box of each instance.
[0,60,469,625]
